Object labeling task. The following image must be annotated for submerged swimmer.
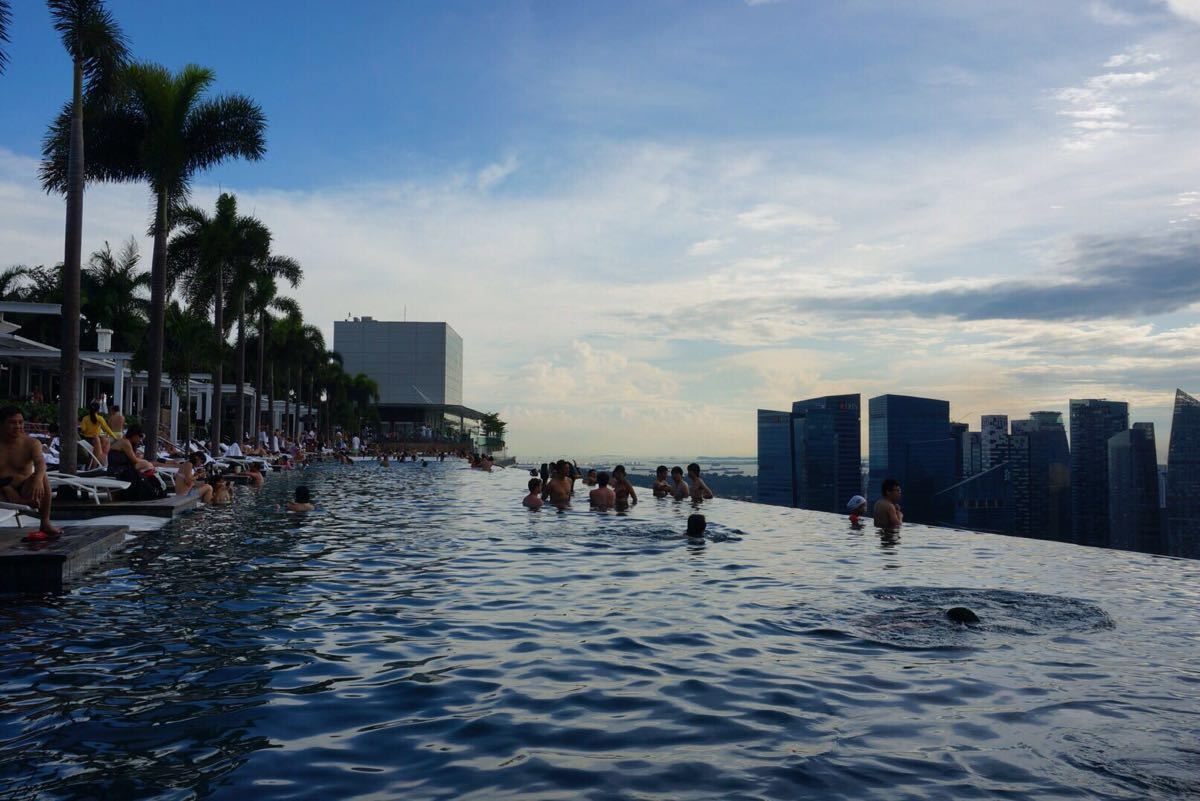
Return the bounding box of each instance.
[287,486,315,512]
[686,513,707,538]
[946,607,980,624]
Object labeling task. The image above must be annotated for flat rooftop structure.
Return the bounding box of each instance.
[333,318,463,407]
[50,494,200,521]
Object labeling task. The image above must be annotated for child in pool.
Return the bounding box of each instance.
[523,478,544,509]
[210,474,232,505]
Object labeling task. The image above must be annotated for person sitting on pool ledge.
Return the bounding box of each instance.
[0,406,61,537]
[687,463,714,502]
[589,471,616,510]
[873,478,903,529]
[670,466,690,500]
[523,478,544,509]
[652,465,671,498]
[287,486,315,512]
[174,460,214,504]
[686,513,706,539]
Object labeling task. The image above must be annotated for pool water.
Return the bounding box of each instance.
[1,462,1197,799]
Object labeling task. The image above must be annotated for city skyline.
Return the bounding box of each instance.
[2,2,1200,457]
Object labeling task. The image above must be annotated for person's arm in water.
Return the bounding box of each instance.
[890,503,903,526]
[625,479,638,505]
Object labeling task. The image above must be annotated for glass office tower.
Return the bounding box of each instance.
[868,394,953,524]
[1069,399,1129,547]
[1167,389,1200,559]
[756,409,794,506]
[792,394,861,512]
[1108,423,1162,553]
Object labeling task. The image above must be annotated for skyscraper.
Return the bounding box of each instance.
[1070,399,1129,548]
[981,414,1009,470]
[950,422,969,481]
[1167,389,1200,559]
[1010,411,1071,542]
[868,394,953,523]
[793,394,861,511]
[1108,423,1162,553]
[756,409,794,506]
[791,406,839,511]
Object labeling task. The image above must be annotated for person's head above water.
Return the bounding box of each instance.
[613,465,626,478]
[686,513,707,538]
[295,486,311,503]
[846,495,868,514]
[656,465,668,479]
[596,471,610,487]
[881,478,901,501]
[687,462,701,477]
[671,466,684,479]
[528,478,542,493]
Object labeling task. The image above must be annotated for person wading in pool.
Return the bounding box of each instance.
[543,462,574,508]
[651,465,671,498]
[612,465,638,510]
[523,478,544,509]
[0,406,60,536]
[670,466,690,500]
[589,471,616,510]
[873,478,904,529]
[687,463,714,502]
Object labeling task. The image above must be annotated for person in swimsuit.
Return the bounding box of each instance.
[687,463,714,502]
[670,466,690,500]
[210,474,233,505]
[79,402,117,466]
[174,460,214,503]
[523,478,544,509]
[107,425,154,477]
[287,486,314,511]
[543,463,573,508]
[0,406,60,536]
[686,513,707,539]
[873,479,903,530]
[846,495,868,525]
[651,465,671,498]
[583,469,598,487]
[589,471,616,510]
[612,465,638,510]
[108,405,125,437]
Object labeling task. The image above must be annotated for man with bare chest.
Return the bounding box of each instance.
[542,462,574,508]
[0,406,60,536]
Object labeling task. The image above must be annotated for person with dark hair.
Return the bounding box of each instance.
[174,460,214,503]
[612,465,637,509]
[542,462,573,508]
[79,401,117,466]
[523,478,544,509]
[287,485,314,512]
[583,469,598,487]
[210,474,233,505]
[873,479,903,529]
[687,463,714,502]
[107,424,154,477]
[670,466,690,501]
[686,513,707,539]
[589,471,615,509]
[539,463,550,485]
[652,465,671,498]
[0,406,60,536]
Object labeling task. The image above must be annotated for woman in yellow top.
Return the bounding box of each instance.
[79,401,118,467]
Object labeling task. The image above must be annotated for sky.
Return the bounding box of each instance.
[2,0,1200,459]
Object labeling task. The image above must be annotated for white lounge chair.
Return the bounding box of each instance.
[48,473,131,505]
[76,439,105,471]
[0,501,37,528]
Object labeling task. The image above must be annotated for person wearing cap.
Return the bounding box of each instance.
[846,495,868,525]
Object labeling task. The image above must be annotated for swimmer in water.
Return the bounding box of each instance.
[287,485,315,512]
[846,495,868,525]
[612,464,637,510]
[670,466,690,501]
[589,471,616,510]
[583,469,598,487]
[687,463,714,502]
[542,462,573,508]
[210,474,232,505]
[523,478,544,509]
[651,465,671,498]
[686,513,706,538]
[873,478,903,530]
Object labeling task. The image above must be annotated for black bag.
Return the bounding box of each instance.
[117,469,169,502]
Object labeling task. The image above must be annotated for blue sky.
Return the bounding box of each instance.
[2,0,1200,457]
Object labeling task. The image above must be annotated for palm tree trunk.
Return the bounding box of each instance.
[57,59,84,476]
[144,189,170,461]
[210,264,224,455]
[256,311,266,433]
[234,295,246,447]
[268,361,275,440]
[183,366,192,446]
[284,366,291,444]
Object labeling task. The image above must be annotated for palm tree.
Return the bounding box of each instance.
[46,0,128,474]
[350,373,380,433]
[170,192,268,452]
[297,324,326,437]
[0,266,27,300]
[0,0,12,75]
[82,238,149,352]
[162,301,213,446]
[249,292,299,437]
[232,251,300,447]
[41,62,266,460]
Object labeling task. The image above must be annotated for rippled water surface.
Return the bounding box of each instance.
[2,462,1198,799]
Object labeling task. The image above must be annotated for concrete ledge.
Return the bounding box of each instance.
[0,525,129,594]
[50,494,199,521]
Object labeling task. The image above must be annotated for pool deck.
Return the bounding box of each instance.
[0,525,130,593]
[50,494,200,521]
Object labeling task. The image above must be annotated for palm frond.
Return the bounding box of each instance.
[0,0,12,75]
[40,96,146,193]
[183,94,267,174]
[46,0,129,93]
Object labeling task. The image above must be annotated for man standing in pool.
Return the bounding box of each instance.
[670,466,690,500]
[652,465,671,498]
[542,462,573,508]
[589,471,616,510]
[612,465,638,509]
[0,406,60,536]
[873,478,904,529]
[523,478,544,509]
[687,463,714,502]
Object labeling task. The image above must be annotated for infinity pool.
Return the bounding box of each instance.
[1,462,1197,799]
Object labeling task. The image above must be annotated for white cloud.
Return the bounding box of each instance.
[735,203,837,232]
[1162,0,1200,24]
[476,155,519,191]
[687,238,727,256]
